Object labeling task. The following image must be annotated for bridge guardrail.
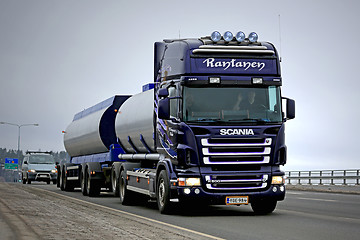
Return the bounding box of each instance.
[285,170,360,185]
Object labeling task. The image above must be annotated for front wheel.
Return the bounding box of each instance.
[119,170,135,205]
[251,200,277,215]
[111,167,120,197]
[156,170,173,214]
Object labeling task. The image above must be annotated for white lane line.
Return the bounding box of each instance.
[31,186,224,240]
[297,197,338,202]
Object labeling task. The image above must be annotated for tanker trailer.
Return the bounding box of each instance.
[60,32,295,215]
[58,95,130,196]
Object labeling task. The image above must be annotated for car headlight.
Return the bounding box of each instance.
[51,169,57,173]
[271,176,285,185]
[28,169,36,173]
[178,178,201,187]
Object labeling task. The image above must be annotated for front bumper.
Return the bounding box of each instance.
[27,172,57,182]
[174,184,285,205]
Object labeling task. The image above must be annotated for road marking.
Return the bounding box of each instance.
[297,197,338,202]
[31,186,224,240]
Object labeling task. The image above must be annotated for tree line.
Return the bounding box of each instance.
[0,148,69,164]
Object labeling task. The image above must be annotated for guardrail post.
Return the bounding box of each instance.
[357,170,359,185]
[308,171,312,185]
[288,172,291,185]
[331,171,334,185]
[319,171,323,185]
[343,170,347,185]
[298,171,301,185]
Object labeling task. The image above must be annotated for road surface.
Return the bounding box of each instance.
[1,182,360,239]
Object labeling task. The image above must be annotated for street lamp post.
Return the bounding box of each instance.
[0,122,39,180]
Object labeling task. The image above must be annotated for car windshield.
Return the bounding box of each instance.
[29,155,55,164]
[183,86,282,124]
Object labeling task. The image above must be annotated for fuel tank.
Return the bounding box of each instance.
[64,96,130,157]
[115,89,155,153]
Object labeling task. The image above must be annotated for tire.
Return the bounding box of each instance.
[63,166,74,192]
[86,168,100,197]
[52,180,57,184]
[80,170,88,196]
[60,166,65,191]
[119,170,135,205]
[156,170,173,214]
[111,166,120,197]
[22,173,26,184]
[27,179,31,184]
[47,180,50,184]
[251,200,277,215]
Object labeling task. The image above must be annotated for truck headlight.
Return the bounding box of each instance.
[28,169,36,173]
[271,176,284,185]
[178,178,201,187]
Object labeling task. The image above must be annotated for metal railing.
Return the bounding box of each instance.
[285,170,360,185]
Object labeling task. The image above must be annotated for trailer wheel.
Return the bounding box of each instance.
[80,170,88,196]
[119,170,135,205]
[63,166,74,191]
[111,166,119,197]
[86,168,100,197]
[156,170,173,214]
[251,200,277,215]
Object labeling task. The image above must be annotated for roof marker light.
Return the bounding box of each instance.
[223,31,233,42]
[248,32,258,43]
[210,31,221,42]
[235,31,246,42]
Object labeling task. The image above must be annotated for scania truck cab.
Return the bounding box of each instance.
[154,31,295,213]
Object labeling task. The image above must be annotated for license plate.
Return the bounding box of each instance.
[40,175,47,178]
[226,196,249,205]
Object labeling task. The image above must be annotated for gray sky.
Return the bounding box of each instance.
[0,0,359,171]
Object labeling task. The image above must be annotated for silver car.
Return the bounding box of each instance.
[21,151,57,184]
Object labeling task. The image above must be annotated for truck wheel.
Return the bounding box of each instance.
[111,166,119,197]
[251,200,277,215]
[86,168,100,197]
[156,170,173,214]
[80,170,88,196]
[119,170,134,205]
[60,166,65,190]
[56,167,61,188]
[22,174,26,184]
[63,166,74,191]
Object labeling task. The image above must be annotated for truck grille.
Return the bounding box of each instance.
[201,138,272,164]
[205,174,268,191]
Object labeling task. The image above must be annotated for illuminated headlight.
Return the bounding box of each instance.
[248,32,258,43]
[271,176,285,185]
[252,77,263,84]
[28,169,36,173]
[210,31,222,42]
[178,178,201,187]
[51,169,57,173]
[223,31,233,42]
[209,77,221,84]
[235,31,246,42]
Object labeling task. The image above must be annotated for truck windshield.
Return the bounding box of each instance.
[183,86,282,124]
[29,155,55,164]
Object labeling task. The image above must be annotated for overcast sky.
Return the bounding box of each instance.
[1,0,359,171]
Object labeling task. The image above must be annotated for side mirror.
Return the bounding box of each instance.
[158,88,169,98]
[158,98,170,119]
[23,161,28,165]
[286,98,295,120]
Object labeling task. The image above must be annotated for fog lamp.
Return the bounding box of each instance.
[248,32,258,43]
[235,31,246,42]
[210,31,221,42]
[223,31,233,42]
